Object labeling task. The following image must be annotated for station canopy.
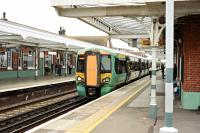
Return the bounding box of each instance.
[0,20,104,52]
[52,0,200,45]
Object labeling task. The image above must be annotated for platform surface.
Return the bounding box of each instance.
[0,75,75,93]
[27,72,200,133]
[92,72,200,133]
[27,76,150,133]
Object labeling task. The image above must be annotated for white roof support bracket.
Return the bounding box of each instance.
[150,18,165,47]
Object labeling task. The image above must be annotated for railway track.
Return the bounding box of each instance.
[0,81,76,108]
[0,75,150,132]
[0,81,92,133]
[0,94,90,133]
[0,89,77,121]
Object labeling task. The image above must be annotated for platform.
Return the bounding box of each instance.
[27,72,200,133]
[0,75,75,93]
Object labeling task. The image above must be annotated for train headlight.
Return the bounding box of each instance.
[105,77,110,82]
[77,76,82,81]
[102,77,110,83]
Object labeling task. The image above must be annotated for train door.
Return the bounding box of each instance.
[139,59,142,77]
[85,52,100,87]
[125,56,131,83]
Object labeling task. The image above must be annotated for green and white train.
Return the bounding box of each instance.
[76,47,151,98]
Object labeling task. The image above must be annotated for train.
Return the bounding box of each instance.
[75,47,152,98]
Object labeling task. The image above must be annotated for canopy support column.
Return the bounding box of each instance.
[160,0,178,132]
[35,46,38,80]
[149,17,165,119]
[65,49,68,76]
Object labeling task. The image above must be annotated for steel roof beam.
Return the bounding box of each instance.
[56,2,200,17]
[0,35,23,40]
[79,17,131,44]
[79,17,119,34]
[0,40,37,47]
[52,0,146,6]
[109,34,149,39]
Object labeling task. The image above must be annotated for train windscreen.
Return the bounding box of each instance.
[77,55,85,72]
[101,55,111,73]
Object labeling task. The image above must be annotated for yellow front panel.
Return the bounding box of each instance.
[86,55,98,86]
[76,72,85,81]
[101,73,112,83]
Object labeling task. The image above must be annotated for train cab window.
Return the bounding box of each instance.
[77,55,85,72]
[101,55,111,73]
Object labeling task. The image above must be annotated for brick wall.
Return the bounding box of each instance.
[181,16,200,92]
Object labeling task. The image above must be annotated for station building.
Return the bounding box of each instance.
[0,43,77,79]
[175,15,200,110]
[0,19,98,80]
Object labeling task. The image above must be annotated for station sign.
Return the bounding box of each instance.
[0,47,6,52]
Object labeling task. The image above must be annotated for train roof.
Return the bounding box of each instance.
[113,50,142,59]
[78,46,150,61]
[78,46,114,54]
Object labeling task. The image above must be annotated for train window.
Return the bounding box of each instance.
[101,55,111,73]
[141,62,144,70]
[77,55,85,72]
[121,61,126,73]
[142,62,145,70]
[129,62,133,70]
[134,62,138,71]
[138,62,141,70]
[129,61,136,71]
[115,58,126,74]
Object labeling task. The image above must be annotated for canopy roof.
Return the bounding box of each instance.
[52,0,200,44]
[0,20,102,52]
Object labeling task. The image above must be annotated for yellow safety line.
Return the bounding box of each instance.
[83,80,150,133]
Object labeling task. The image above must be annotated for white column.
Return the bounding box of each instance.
[107,37,112,48]
[149,19,157,119]
[160,0,178,132]
[35,47,38,80]
[65,51,68,76]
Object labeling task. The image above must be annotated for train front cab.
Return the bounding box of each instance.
[76,50,113,97]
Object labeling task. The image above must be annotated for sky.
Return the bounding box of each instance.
[0,0,130,48]
[0,0,107,36]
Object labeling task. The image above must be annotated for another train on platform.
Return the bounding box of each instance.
[76,47,152,98]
